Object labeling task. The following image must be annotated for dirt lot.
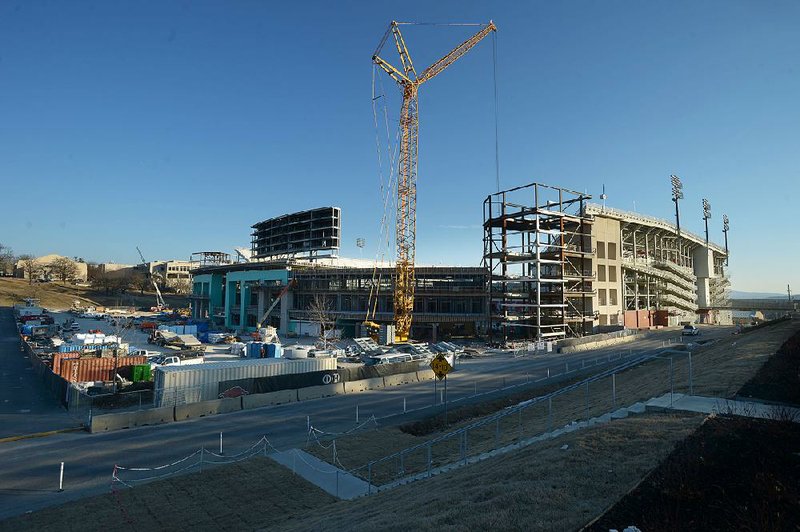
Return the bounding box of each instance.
[588,415,800,531]
[0,278,187,309]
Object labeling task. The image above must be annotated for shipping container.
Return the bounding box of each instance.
[52,353,79,373]
[153,357,336,406]
[57,356,147,383]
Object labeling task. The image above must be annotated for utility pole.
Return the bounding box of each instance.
[670,175,683,265]
[722,214,730,266]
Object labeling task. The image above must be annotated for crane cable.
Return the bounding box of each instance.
[492,30,501,193]
[368,65,400,323]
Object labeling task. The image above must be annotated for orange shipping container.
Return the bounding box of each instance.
[51,353,79,374]
[59,356,147,383]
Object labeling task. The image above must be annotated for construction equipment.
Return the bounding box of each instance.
[254,278,296,340]
[136,246,167,311]
[372,21,497,342]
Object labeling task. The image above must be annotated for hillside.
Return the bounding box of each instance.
[0,278,188,310]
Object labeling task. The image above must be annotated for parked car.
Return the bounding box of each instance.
[681,325,700,336]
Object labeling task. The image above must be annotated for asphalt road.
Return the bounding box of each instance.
[0,308,81,438]
[0,320,732,521]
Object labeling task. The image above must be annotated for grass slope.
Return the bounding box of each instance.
[0,278,187,309]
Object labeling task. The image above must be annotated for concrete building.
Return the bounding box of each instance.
[94,263,137,279]
[138,260,194,293]
[586,204,731,328]
[14,254,88,282]
[484,182,731,343]
[189,257,488,340]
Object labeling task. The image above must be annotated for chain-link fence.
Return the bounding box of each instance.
[337,348,693,493]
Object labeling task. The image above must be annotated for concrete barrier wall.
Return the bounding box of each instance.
[130,406,175,427]
[91,412,133,433]
[559,334,637,354]
[92,370,424,432]
[175,397,242,420]
[416,369,436,382]
[297,383,345,401]
[242,389,297,409]
[383,373,416,387]
[343,377,385,393]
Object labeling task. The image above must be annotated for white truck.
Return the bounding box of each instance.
[130,349,162,358]
[148,354,204,370]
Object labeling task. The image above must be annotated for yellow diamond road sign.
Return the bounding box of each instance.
[430,354,452,380]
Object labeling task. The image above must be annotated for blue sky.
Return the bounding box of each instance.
[1,1,798,292]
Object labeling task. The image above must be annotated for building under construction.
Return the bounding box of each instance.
[483,183,594,343]
[484,182,731,343]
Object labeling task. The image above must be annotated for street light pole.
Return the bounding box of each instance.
[702,199,711,246]
[670,175,684,265]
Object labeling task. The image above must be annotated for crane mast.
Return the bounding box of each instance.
[136,246,167,311]
[372,21,497,342]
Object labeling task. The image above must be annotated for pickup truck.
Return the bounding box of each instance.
[149,354,204,369]
[130,349,162,358]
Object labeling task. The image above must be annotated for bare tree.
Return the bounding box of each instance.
[171,279,191,295]
[130,272,151,295]
[17,255,41,284]
[308,294,336,349]
[0,243,14,277]
[50,256,79,284]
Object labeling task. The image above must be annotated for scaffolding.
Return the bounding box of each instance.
[483,182,594,344]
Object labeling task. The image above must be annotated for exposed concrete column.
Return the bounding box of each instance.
[257,289,265,325]
[240,282,247,330]
[279,290,291,335]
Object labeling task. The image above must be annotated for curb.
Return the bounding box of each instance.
[0,426,85,444]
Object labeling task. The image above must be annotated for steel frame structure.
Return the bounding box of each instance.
[483,182,594,344]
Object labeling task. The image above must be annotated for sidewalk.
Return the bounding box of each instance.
[646,393,800,421]
[269,448,374,500]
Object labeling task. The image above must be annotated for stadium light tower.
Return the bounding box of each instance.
[702,198,711,245]
[722,214,729,265]
[670,175,684,265]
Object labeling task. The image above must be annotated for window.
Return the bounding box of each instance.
[610,289,618,306]
[608,242,617,260]
[598,265,606,282]
[598,289,607,306]
[609,266,617,282]
[597,241,606,259]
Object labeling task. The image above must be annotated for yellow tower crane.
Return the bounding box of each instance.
[371,21,497,342]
